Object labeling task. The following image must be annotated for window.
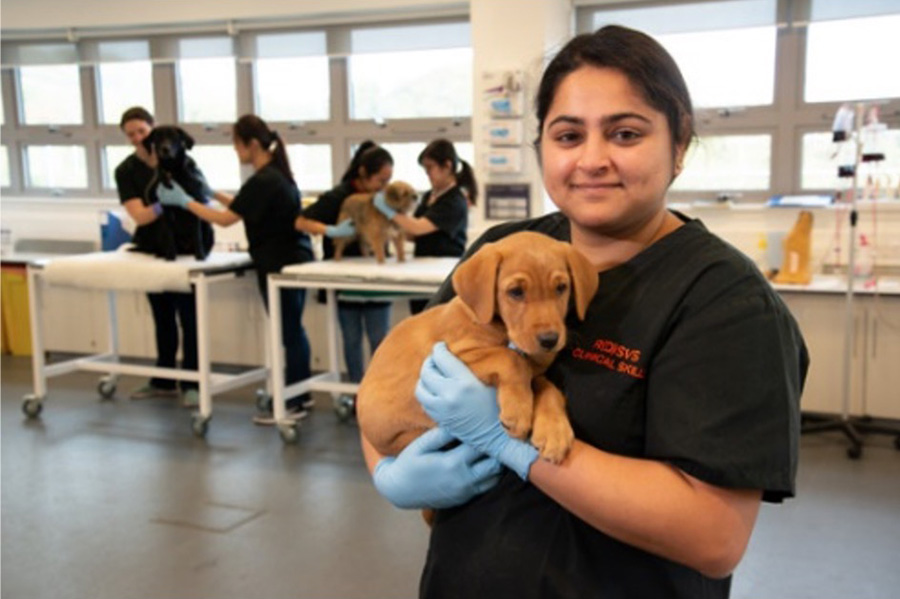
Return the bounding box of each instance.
[286,144,333,193]
[655,27,775,108]
[18,64,83,125]
[1,146,10,187]
[380,141,474,192]
[103,145,133,189]
[805,15,900,103]
[348,23,472,120]
[671,134,772,191]
[190,145,241,191]
[256,57,330,122]
[96,41,154,125]
[24,145,88,188]
[589,0,777,108]
[1,20,474,201]
[253,32,329,123]
[177,38,236,123]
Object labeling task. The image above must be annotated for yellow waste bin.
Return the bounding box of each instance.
[1,265,33,356]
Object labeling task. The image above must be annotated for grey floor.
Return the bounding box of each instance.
[2,354,899,599]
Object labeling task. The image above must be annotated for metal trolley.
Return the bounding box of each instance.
[265,257,458,443]
[22,250,269,437]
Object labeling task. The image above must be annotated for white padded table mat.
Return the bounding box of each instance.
[279,256,459,285]
[38,248,253,293]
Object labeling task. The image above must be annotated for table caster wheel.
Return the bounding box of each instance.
[278,423,299,444]
[97,376,117,399]
[255,389,272,412]
[191,415,210,438]
[334,394,355,422]
[22,395,43,419]
[846,444,862,460]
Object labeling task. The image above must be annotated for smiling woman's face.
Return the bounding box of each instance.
[540,65,683,238]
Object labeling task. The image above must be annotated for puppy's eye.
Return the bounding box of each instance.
[507,287,525,301]
[556,282,568,296]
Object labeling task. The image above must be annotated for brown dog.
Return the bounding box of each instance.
[357,231,598,467]
[333,181,418,263]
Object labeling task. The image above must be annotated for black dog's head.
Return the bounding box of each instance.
[142,126,195,172]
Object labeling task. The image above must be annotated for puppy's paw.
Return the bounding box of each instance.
[498,387,533,440]
[530,414,574,464]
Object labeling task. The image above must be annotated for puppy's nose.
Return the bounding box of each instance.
[537,332,560,351]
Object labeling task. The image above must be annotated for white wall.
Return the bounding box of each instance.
[469,0,573,233]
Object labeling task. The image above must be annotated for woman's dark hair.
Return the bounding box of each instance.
[233,114,294,183]
[340,140,394,184]
[534,25,695,158]
[119,106,154,129]
[418,138,478,206]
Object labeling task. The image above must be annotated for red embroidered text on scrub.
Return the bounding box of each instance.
[572,339,646,379]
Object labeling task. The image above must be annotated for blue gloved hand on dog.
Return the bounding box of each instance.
[373,426,503,509]
[416,342,540,480]
[324,218,356,238]
[372,191,397,220]
[156,181,193,209]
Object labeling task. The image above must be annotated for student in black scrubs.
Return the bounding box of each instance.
[115,106,210,408]
[371,139,476,314]
[157,114,314,424]
[362,26,809,599]
[295,142,395,388]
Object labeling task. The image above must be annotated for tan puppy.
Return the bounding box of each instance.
[357,231,598,466]
[333,181,418,263]
[773,210,814,285]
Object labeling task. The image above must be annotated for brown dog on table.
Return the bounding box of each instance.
[333,180,418,263]
[357,231,598,470]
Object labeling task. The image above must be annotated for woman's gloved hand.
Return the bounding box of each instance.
[372,191,397,219]
[324,218,356,238]
[373,427,503,509]
[157,181,192,209]
[415,342,539,480]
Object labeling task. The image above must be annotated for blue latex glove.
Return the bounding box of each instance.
[373,427,503,509]
[157,181,192,209]
[324,218,356,238]
[416,342,539,480]
[372,191,397,219]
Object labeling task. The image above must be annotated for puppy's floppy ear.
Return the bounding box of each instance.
[178,127,195,150]
[452,243,501,324]
[564,244,598,320]
[142,128,157,153]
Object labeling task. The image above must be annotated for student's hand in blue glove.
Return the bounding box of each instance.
[416,342,539,480]
[157,181,192,209]
[324,218,356,238]
[372,191,397,220]
[372,427,503,509]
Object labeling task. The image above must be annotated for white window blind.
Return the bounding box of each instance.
[809,0,900,22]
[350,22,470,53]
[590,0,777,35]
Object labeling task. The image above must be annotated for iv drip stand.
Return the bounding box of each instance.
[801,102,900,459]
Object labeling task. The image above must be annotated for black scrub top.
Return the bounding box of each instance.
[419,211,808,599]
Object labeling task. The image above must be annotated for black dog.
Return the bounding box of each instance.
[134,126,214,261]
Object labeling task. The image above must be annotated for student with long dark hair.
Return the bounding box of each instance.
[362,26,808,598]
[115,106,210,408]
[371,139,476,314]
[158,114,314,423]
[296,142,395,405]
